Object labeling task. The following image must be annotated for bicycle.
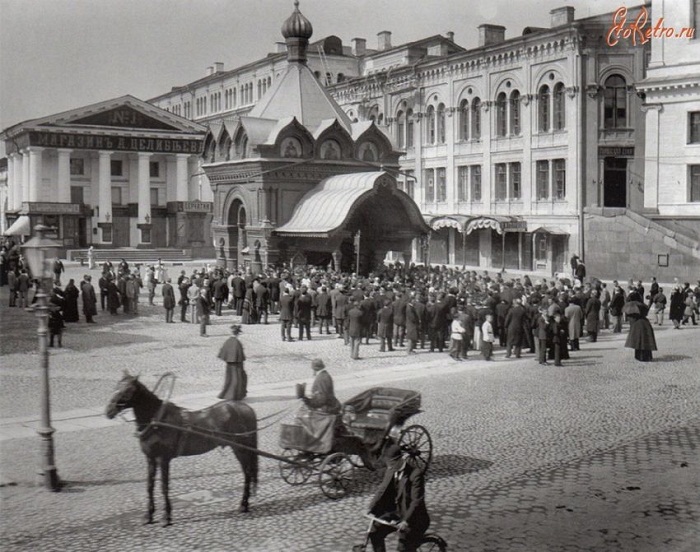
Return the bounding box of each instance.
[352,514,447,551]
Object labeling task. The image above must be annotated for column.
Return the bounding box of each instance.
[97,151,112,223]
[22,151,30,203]
[27,147,44,202]
[56,149,72,203]
[175,154,189,201]
[6,154,14,211]
[137,153,152,244]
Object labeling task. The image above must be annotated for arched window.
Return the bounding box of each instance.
[406,109,414,148]
[396,110,405,149]
[471,98,481,139]
[378,113,384,126]
[459,99,469,141]
[553,83,565,130]
[538,85,550,132]
[436,103,446,143]
[495,92,507,137]
[604,75,627,129]
[426,105,436,144]
[510,91,521,135]
[337,73,345,83]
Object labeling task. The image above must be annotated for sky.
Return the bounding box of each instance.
[1,0,642,140]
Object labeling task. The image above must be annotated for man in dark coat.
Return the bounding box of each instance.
[504,298,527,358]
[392,293,407,348]
[81,274,97,323]
[231,272,246,316]
[106,277,121,315]
[429,294,448,353]
[198,281,211,337]
[413,295,427,350]
[315,286,332,334]
[347,300,364,360]
[367,442,430,552]
[610,286,626,333]
[361,292,377,344]
[217,324,247,400]
[162,278,176,323]
[63,279,80,322]
[213,276,229,316]
[495,300,510,347]
[279,287,295,341]
[585,290,601,342]
[377,298,394,352]
[296,286,313,340]
[405,296,420,355]
[537,309,551,365]
[332,285,348,338]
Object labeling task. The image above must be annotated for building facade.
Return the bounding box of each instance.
[1,96,211,252]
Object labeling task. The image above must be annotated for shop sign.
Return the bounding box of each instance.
[26,202,81,214]
[182,201,212,213]
[29,131,204,154]
[599,146,634,157]
[502,220,528,232]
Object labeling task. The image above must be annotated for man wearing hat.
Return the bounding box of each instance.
[367,441,430,552]
[300,359,341,414]
[217,324,247,401]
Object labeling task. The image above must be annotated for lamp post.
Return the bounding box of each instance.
[21,224,61,491]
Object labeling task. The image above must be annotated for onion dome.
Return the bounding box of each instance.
[281,1,313,40]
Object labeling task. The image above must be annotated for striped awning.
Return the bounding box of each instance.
[465,216,525,235]
[429,215,471,232]
[531,226,568,235]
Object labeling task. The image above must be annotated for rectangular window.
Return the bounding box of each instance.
[495,163,507,201]
[150,188,159,206]
[690,165,700,202]
[110,159,123,177]
[70,186,84,204]
[689,112,700,143]
[436,168,447,202]
[509,163,521,200]
[149,161,160,178]
[70,158,84,176]
[424,169,435,202]
[471,165,482,202]
[457,166,469,202]
[407,117,414,148]
[405,170,415,199]
[553,159,566,200]
[111,186,122,205]
[536,160,550,200]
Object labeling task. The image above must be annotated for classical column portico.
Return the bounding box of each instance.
[22,151,30,204]
[6,154,15,211]
[175,154,189,201]
[98,151,112,224]
[27,147,44,202]
[56,149,72,203]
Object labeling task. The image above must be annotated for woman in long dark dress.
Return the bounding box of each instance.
[63,279,80,322]
[217,325,247,400]
[624,300,657,361]
[669,286,685,329]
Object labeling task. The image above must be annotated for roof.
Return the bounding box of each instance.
[276,171,428,237]
[249,62,352,133]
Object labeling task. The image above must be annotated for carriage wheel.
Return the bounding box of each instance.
[399,424,433,475]
[318,452,354,499]
[279,449,316,485]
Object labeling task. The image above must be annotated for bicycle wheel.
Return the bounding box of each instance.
[417,534,447,551]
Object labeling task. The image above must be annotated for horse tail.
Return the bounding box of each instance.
[249,425,258,494]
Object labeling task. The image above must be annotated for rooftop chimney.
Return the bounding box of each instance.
[213,61,224,73]
[446,31,455,42]
[206,66,214,76]
[352,37,367,56]
[377,30,392,51]
[478,24,506,47]
[550,6,575,27]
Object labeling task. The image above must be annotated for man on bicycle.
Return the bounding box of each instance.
[367,441,430,552]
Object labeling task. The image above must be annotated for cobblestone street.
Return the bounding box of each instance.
[1,264,699,551]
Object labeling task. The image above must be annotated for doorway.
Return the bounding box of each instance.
[603,157,627,208]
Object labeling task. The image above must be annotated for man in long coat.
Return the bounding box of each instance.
[218,324,247,401]
[377,298,394,352]
[162,278,176,323]
[315,286,332,335]
[585,290,601,342]
[332,285,348,338]
[405,296,420,355]
[504,298,527,358]
[81,275,97,323]
[279,287,295,341]
[296,286,313,340]
[347,300,364,360]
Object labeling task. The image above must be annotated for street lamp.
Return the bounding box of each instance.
[21,224,61,491]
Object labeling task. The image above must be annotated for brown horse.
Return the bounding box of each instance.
[106,371,258,526]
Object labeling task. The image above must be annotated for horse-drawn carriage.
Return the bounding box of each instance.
[278,386,433,499]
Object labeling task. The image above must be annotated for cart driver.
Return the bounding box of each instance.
[299,359,342,415]
[367,441,430,552]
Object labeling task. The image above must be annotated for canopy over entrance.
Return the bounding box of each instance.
[4,215,31,236]
[465,216,526,235]
[428,215,471,232]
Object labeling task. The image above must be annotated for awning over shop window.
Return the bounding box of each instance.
[3,215,31,236]
[531,226,568,235]
[429,215,471,232]
[465,216,525,235]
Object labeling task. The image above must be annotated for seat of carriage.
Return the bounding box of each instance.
[342,387,421,434]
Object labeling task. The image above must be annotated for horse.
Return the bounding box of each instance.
[105,371,258,526]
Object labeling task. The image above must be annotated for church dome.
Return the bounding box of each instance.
[281,1,313,40]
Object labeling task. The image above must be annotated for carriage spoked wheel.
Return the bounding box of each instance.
[318,452,355,499]
[279,449,318,485]
[398,424,433,475]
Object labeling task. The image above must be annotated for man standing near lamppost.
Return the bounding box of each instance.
[22,224,61,491]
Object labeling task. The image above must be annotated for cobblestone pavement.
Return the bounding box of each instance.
[1,263,699,551]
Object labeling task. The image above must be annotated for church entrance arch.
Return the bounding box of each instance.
[226,199,247,270]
